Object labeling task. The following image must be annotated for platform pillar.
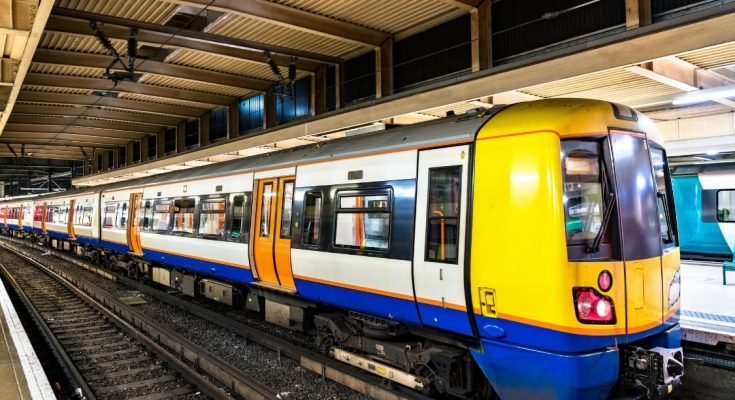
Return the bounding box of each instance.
[626,0,652,29]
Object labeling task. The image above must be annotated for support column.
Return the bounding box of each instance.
[200,113,210,147]
[177,121,186,153]
[229,101,239,139]
[157,129,166,158]
[265,90,277,128]
[101,151,110,172]
[140,138,148,163]
[375,37,393,98]
[335,62,344,109]
[471,1,492,71]
[626,0,652,29]
[126,142,134,165]
[315,65,328,115]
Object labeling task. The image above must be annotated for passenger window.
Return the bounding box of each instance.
[103,203,115,228]
[334,191,391,251]
[173,198,196,234]
[229,194,251,242]
[280,181,294,239]
[426,166,461,263]
[199,198,226,239]
[116,202,128,229]
[152,200,172,232]
[302,191,322,246]
[260,183,274,238]
[142,201,152,229]
[82,205,94,226]
[717,190,735,222]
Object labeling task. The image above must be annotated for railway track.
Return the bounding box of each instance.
[0,237,433,400]
[0,243,279,400]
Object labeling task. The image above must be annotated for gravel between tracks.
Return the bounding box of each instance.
[6,242,369,400]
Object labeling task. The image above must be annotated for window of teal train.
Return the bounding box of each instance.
[561,142,607,243]
[426,166,462,264]
[650,147,676,245]
[717,190,735,222]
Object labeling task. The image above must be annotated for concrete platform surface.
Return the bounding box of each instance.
[0,278,55,400]
[681,261,735,346]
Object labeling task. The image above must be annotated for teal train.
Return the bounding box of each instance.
[672,165,735,261]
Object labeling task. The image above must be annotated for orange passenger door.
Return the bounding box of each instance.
[127,192,144,255]
[67,200,75,239]
[252,176,296,291]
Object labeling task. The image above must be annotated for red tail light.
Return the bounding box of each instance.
[573,287,616,324]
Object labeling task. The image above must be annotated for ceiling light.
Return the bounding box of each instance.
[672,85,735,105]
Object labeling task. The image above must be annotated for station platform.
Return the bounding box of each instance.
[0,278,55,400]
[681,261,735,346]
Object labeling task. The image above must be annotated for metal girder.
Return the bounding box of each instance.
[169,0,387,47]
[12,104,183,126]
[46,13,322,72]
[4,128,145,141]
[73,4,735,186]
[435,0,481,11]
[8,115,163,133]
[33,48,273,92]
[0,136,128,147]
[3,128,142,143]
[0,140,117,149]
[23,73,235,106]
[17,90,205,118]
[626,56,735,108]
[50,8,341,65]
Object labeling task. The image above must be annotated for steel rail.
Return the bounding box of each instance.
[0,240,279,400]
[1,236,434,400]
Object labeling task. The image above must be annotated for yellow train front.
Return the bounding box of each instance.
[469,99,683,398]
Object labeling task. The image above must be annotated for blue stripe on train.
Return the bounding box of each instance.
[22,226,33,232]
[74,236,99,247]
[142,248,253,284]
[7,224,19,230]
[294,278,422,326]
[416,303,473,335]
[470,323,681,400]
[47,231,70,240]
[100,240,130,254]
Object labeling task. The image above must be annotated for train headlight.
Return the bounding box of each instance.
[573,287,616,324]
[668,268,681,309]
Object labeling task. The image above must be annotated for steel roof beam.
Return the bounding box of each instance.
[50,8,340,66]
[435,0,480,11]
[4,128,146,141]
[1,132,132,145]
[0,139,118,149]
[6,123,153,138]
[8,115,163,133]
[23,73,235,106]
[18,89,206,118]
[166,0,386,47]
[12,104,184,126]
[33,48,273,92]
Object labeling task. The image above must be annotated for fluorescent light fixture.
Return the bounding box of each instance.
[672,85,735,105]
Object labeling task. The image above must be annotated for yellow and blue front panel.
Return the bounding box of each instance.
[467,99,681,399]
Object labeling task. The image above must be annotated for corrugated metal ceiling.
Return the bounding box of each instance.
[679,42,735,69]
[56,0,178,24]
[140,74,257,98]
[166,49,307,81]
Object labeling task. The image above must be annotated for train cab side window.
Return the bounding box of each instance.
[426,166,462,263]
[103,203,116,228]
[302,191,322,246]
[334,191,391,251]
[717,190,735,222]
[152,200,172,232]
[199,198,226,239]
[650,147,677,245]
[173,198,196,235]
[228,194,250,242]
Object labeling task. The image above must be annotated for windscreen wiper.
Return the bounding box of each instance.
[586,194,616,254]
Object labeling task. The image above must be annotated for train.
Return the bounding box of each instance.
[0,99,684,399]
[672,163,735,261]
